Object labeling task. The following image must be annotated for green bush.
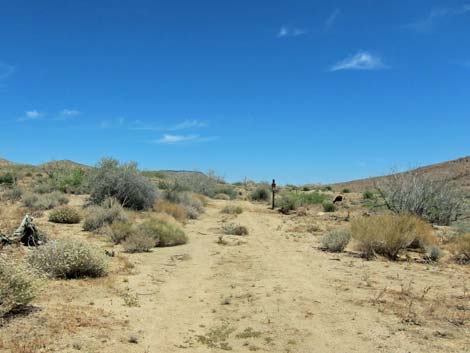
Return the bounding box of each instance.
[250,185,271,202]
[27,239,107,279]
[48,207,81,224]
[89,158,158,210]
[298,192,328,205]
[321,229,351,252]
[0,256,38,317]
[82,199,127,232]
[0,172,15,185]
[342,188,351,193]
[222,223,249,236]
[122,233,155,253]
[363,191,374,200]
[137,218,187,247]
[3,186,23,201]
[278,193,299,214]
[221,205,243,215]
[322,202,337,212]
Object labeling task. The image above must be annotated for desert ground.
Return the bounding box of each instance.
[1,187,469,353]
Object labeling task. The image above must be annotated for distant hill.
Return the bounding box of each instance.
[0,158,15,167]
[332,156,470,193]
[38,160,92,171]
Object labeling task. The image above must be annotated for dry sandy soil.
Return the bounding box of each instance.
[1,197,470,353]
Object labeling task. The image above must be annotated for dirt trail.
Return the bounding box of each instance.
[112,200,445,353]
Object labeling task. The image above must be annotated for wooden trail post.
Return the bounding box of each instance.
[271,179,277,210]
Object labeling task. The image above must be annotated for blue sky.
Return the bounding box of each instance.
[0,0,469,184]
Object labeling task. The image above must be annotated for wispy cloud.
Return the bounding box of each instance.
[277,26,307,38]
[404,5,470,32]
[99,117,125,129]
[131,119,207,131]
[18,110,44,121]
[330,51,388,71]
[169,119,207,131]
[155,134,217,145]
[0,62,16,80]
[325,9,341,30]
[60,109,80,117]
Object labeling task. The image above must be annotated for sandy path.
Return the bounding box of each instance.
[113,200,442,353]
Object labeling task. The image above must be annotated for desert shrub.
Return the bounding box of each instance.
[407,218,438,250]
[222,223,249,236]
[22,192,69,210]
[0,172,15,185]
[164,191,205,220]
[109,220,135,244]
[88,158,158,210]
[278,193,299,214]
[154,200,188,222]
[351,214,429,260]
[424,245,444,262]
[137,218,187,247]
[376,171,464,225]
[322,186,333,191]
[214,193,231,200]
[363,191,374,200]
[213,186,237,200]
[27,239,107,278]
[299,192,328,205]
[302,186,311,192]
[49,167,88,194]
[451,234,470,264]
[48,207,81,224]
[221,205,243,215]
[3,186,23,201]
[82,199,127,232]
[250,185,271,202]
[323,202,337,212]
[0,256,38,317]
[342,188,351,193]
[33,182,55,194]
[321,229,351,252]
[122,233,154,253]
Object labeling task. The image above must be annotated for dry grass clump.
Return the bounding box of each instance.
[322,201,337,213]
[0,255,39,317]
[351,214,434,260]
[321,229,351,252]
[27,239,108,278]
[137,217,187,247]
[82,198,127,232]
[451,233,470,264]
[22,191,69,210]
[122,233,155,253]
[222,223,249,236]
[154,200,188,222]
[48,206,81,224]
[176,192,205,219]
[221,205,243,215]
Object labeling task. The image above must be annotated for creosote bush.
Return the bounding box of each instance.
[0,256,38,317]
[89,158,158,210]
[363,191,374,200]
[321,229,351,252]
[154,200,188,222]
[82,198,127,232]
[351,214,434,261]
[137,217,187,247]
[250,185,271,202]
[221,205,243,215]
[122,233,154,253]
[451,233,470,264]
[48,206,81,224]
[322,202,337,213]
[222,223,249,236]
[109,220,135,244]
[27,239,108,279]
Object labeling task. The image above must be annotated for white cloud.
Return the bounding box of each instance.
[60,109,80,117]
[18,110,44,121]
[0,62,15,80]
[325,9,341,30]
[404,5,470,32]
[157,134,199,144]
[330,51,388,71]
[277,26,307,38]
[169,119,207,131]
